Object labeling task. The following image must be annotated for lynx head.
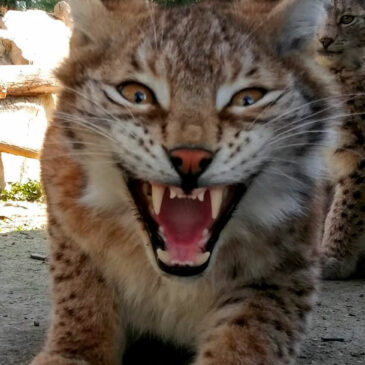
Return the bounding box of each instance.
[316,0,365,66]
[55,0,338,277]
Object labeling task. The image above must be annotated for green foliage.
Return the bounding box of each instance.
[0,180,43,202]
[0,0,58,11]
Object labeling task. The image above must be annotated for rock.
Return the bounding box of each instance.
[30,253,47,262]
[0,7,71,68]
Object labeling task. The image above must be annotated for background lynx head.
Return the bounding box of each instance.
[317,0,365,64]
[53,0,339,277]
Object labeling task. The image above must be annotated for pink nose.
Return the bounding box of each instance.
[170,148,213,176]
[320,37,334,49]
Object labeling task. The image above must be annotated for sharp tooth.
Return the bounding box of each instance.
[170,187,177,199]
[198,190,205,202]
[151,184,165,215]
[172,260,194,266]
[209,187,224,219]
[194,252,211,266]
[157,248,171,265]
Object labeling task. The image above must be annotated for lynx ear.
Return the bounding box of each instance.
[269,0,327,54]
[69,0,110,45]
[69,0,147,46]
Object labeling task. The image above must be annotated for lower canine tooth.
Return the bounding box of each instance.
[157,248,171,265]
[198,190,205,201]
[194,252,211,266]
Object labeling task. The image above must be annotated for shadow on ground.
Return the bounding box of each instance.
[0,230,364,365]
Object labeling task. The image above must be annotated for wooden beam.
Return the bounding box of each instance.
[0,153,5,190]
[0,141,39,159]
[0,65,60,98]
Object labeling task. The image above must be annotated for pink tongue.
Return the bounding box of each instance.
[155,190,212,262]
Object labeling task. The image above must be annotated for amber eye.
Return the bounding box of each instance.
[230,88,266,107]
[340,15,355,25]
[118,82,156,105]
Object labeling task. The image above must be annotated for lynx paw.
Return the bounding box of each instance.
[30,352,90,365]
[321,255,359,280]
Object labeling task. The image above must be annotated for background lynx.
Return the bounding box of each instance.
[31,0,341,364]
[317,0,365,279]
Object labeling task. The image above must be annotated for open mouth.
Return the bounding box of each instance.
[128,181,247,276]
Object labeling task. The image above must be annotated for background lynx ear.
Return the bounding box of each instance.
[269,0,327,54]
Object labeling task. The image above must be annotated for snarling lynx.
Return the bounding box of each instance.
[316,0,365,279]
[31,0,340,364]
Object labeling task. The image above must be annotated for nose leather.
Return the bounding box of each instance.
[320,37,334,49]
[170,149,213,176]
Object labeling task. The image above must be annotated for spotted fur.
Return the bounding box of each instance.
[31,1,340,364]
[316,0,365,279]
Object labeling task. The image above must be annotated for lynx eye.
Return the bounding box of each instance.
[340,15,355,25]
[118,82,156,105]
[230,88,266,107]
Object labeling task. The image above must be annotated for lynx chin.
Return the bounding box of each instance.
[31,0,341,364]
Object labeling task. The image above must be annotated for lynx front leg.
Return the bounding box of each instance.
[193,281,315,365]
[31,222,123,365]
[322,170,365,279]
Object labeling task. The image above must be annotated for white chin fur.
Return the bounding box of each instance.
[79,160,129,211]
[237,159,320,229]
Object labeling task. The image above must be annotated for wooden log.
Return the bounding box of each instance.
[0,65,60,98]
[0,153,5,190]
[0,141,39,159]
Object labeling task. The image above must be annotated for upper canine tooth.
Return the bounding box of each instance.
[209,187,224,219]
[198,190,206,202]
[151,184,165,215]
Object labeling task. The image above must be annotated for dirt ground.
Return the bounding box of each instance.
[0,201,364,365]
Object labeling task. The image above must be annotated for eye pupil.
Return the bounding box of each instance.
[243,96,254,106]
[134,91,146,104]
[341,15,354,24]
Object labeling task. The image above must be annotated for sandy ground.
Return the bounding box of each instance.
[0,201,364,365]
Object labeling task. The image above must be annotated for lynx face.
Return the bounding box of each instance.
[317,0,365,56]
[57,0,336,277]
